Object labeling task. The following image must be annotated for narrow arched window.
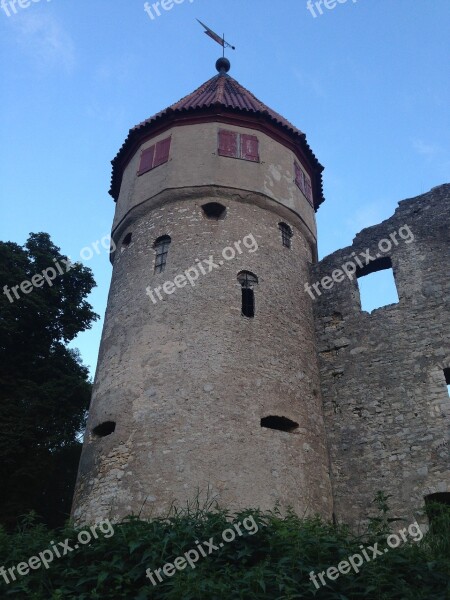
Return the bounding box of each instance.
[237,271,258,318]
[153,235,171,274]
[278,222,293,248]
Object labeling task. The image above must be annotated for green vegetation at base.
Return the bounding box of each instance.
[0,497,448,599]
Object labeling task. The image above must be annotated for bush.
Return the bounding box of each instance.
[0,501,448,599]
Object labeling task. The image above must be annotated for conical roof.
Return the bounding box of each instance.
[133,73,305,137]
[110,70,324,208]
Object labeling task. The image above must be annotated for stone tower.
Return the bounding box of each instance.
[72,59,333,524]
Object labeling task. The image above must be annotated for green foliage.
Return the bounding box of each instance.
[0,233,98,529]
[367,492,403,539]
[0,503,448,600]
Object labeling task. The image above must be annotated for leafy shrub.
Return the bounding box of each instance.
[0,500,448,599]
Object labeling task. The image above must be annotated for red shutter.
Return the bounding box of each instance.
[153,137,171,168]
[294,161,304,192]
[241,134,259,162]
[305,177,313,206]
[218,130,238,158]
[138,145,155,175]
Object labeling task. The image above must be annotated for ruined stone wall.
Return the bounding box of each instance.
[312,184,450,526]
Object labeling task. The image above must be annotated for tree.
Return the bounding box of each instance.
[0,233,99,529]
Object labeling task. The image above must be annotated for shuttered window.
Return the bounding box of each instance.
[241,134,259,162]
[138,137,171,175]
[218,130,260,162]
[153,137,171,167]
[304,176,313,206]
[218,130,239,158]
[138,146,155,175]
[294,161,305,193]
[294,161,314,206]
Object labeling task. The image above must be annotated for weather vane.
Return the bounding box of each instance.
[196,19,236,57]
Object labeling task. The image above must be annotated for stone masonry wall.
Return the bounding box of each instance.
[72,191,333,524]
[312,184,450,526]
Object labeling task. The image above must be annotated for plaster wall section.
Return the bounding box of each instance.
[112,122,317,240]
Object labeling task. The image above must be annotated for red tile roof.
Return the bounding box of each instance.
[110,72,324,208]
[133,73,305,136]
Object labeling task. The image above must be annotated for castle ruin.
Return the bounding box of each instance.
[72,60,449,527]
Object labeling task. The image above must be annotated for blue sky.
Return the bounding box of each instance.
[1,0,449,376]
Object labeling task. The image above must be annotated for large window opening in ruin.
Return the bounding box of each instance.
[261,416,299,433]
[424,493,450,527]
[237,271,258,318]
[356,257,399,312]
[92,421,116,438]
[444,368,450,397]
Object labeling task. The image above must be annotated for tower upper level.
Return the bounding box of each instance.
[109,61,325,238]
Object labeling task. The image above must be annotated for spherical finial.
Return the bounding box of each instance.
[216,57,231,74]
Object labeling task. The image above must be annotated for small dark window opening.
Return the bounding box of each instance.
[278,222,293,248]
[92,421,116,438]
[237,271,258,318]
[261,416,299,433]
[424,493,450,527]
[202,202,227,220]
[121,232,132,252]
[242,288,255,318]
[154,235,171,274]
[444,368,450,397]
[356,257,399,312]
